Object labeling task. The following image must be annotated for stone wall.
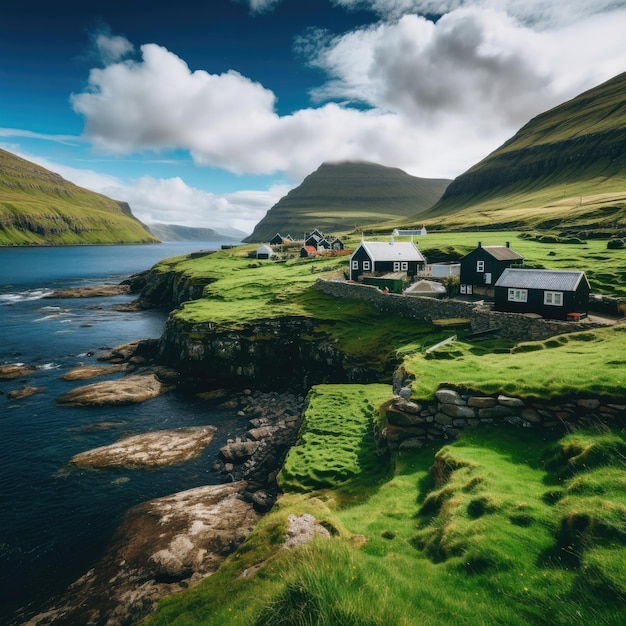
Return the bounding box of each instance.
[382,387,626,451]
[315,279,607,341]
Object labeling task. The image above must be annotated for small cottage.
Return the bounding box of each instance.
[494,268,590,320]
[326,237,345,251]
[349,238,426,281]
[255,244,274,260]
[459,242,524,296]
[269,233,292,245]
[300,245,317,257]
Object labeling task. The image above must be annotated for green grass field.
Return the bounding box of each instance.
[137,237,625,625]
[145,385,625,625]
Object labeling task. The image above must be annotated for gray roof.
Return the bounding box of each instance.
[482,245,524,261]
[359,240,425,263]
[495,268,587,291]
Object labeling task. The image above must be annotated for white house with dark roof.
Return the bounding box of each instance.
[349,238,426,281]
[494,268,590,320]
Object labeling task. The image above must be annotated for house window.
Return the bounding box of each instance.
[508,288,527,302]
[393,262,400,271]
[351,260,358,270]
[363,260,371,271]
[460,284,472,295]
[400,261,408,271]
[476,260,485,272]
[544,291,563,306]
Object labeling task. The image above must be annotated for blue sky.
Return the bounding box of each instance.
[2,0,626,235]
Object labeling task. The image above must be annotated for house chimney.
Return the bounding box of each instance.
[506,241,510,248]
[478,241,482,248]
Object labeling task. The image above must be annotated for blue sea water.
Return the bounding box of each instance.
[0,243,246,623]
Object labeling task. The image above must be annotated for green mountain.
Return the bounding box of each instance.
[0,149,158,245]
[244,161,450,242]
[147,223,243,242]
[415,71,626,235]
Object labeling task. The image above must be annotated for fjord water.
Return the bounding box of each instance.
[0,243,243,623]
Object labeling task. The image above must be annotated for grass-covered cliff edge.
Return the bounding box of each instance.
[123,233,626,625]
[0,148,158,245]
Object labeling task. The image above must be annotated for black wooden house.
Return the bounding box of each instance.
[493,269,590,320]
[349,239,426,281]
[459,242,524,296]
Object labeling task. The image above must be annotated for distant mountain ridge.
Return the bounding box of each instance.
[415,71,626,235]
[147,223,244,242]
[244,161,450,242]
[0,149,158,245]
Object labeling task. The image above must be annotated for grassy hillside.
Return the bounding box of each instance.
[244,161,450,242]
[129,244,625,624]
[147,223,241,242]
[145,384,625,626]
[0,149,159,245]
[411,72,626,235]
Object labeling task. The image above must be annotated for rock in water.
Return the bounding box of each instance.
[61,364,127,380]
[23,481,260,626]
[55,371,175,407]
[69,426,218,469]
[0,363,36,379]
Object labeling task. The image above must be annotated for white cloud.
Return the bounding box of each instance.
[71,6,626,186]
[108,176,289,234]
[333,0,626,29]
[0,128,79,144]
[95,33,134,65]
[234,0,284,14]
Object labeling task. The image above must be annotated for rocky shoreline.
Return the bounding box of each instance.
[18,335,305,626]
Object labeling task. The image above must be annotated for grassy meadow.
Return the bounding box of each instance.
[139,234,625,625]
[145,385,625,626]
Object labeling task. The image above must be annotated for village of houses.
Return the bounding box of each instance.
[251,228,591,322]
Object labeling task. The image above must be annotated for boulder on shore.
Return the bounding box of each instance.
[23,481,260,626]
[8,386,44,400]
[61,364,128,381]
[55,370,176,407]
[43,284,130,298]
[69,426,218,469]
[0,363,36,380]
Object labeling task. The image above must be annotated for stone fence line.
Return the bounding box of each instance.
[382,387,626,451]
[315,278,608,342]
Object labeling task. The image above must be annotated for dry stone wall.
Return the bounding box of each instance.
[382,387,626,451]
[315,279,606,341]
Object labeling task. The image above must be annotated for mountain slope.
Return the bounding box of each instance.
[0,149,158,245]
[147,223,243,242]
[416,71,626,234]
[244,161,450,242]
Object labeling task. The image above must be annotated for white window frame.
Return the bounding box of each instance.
[393,261,400,271]
[507,288,527,302]
[476,260,485,272]
[400,261,408,271]
[351,260,359,270]
[363,260,371,271]
[544,291,563,306]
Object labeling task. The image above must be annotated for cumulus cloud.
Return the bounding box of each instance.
[71,5,626,185]
[333,0,625,29]
[106,176,289,234]
[304,10,555,128]
[71,43,449,179]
